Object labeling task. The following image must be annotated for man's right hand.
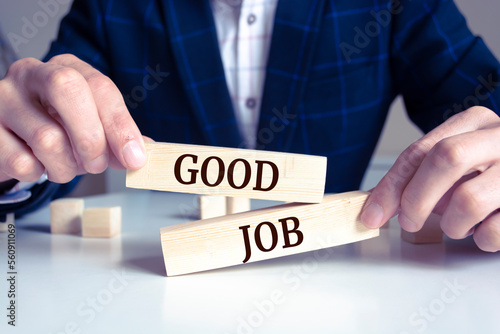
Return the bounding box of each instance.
[0,54,147,183]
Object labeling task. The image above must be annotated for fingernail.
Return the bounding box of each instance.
[86,154,108,174]
[361,202,384,228]
[399,214,418,232]
[123,141,146,169]
[465,227,475,237]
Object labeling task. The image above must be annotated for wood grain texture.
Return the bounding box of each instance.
[161,191,378,276]
[126,142,327,203]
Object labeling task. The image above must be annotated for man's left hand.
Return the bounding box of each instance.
[361,106,500,252]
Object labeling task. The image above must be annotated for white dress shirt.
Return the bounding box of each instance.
[210,0,278,149]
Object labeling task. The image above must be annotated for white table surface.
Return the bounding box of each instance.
[1,166,500,334]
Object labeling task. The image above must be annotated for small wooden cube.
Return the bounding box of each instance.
[401,213,443,244]
[50,198,84,234]
[82,207,121,238]
[199,195,226,220]
[226,197,251,215]
[0,213,14,232]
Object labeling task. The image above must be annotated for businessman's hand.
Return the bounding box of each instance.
[361,106,500,252]
[0,54,147,183]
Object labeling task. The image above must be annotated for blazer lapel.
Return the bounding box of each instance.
[258,0,327,152]
[160,0,242,147]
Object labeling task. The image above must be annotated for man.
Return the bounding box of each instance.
[0,0,499,252]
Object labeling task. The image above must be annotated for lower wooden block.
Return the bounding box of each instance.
[0,213,14,232]
[199,195,227,220]
[226,197,251,215]
[401,213,443,244]
[82,207,122,238]
[161,191,379,276]
[50,198,84,234]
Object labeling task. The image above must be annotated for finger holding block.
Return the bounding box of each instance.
[50,198,84,234]
[161,191,379,276]
[82,207,122,238]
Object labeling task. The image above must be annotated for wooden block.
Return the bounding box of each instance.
[82,207,122,238]
[226,197,251,215]
[50,198,84,234]
[199,195,226,220]
[126,142,327,203]
[401,213,443,244]
[161,191,378,276]
[0,213,14,232]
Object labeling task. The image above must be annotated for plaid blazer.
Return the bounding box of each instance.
[38,0,499,198]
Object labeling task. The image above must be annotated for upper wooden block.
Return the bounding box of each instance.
[161,191,378,276]
[50,198,84,235]
[126,142,327,203]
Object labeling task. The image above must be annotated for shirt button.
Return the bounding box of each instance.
[245,98,257,109]
[247,14,257,25]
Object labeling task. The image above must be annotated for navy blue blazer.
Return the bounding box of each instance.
[5,0,500,216]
